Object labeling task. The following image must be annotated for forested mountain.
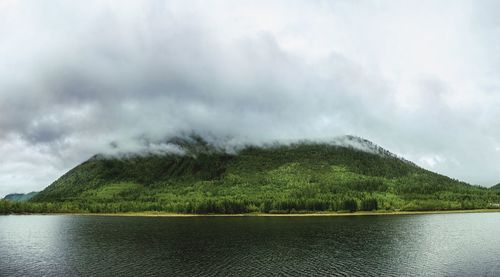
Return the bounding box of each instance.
[491,184,500,190]
[3,192,38,202]
[2,136,499,214]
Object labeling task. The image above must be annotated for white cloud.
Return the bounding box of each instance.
[1,0,500,197]
[419,155,446,168]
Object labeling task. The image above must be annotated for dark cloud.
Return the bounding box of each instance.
[1,0,500,196]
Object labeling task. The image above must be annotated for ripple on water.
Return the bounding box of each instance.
[1,213,500,276]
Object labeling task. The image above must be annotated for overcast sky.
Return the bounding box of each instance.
[1,0,500,197]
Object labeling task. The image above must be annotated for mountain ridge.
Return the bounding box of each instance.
[3,192,38,202]
[25,135,499,214]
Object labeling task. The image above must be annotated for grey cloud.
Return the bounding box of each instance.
[0,0,500,197]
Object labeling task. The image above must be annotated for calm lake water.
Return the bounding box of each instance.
[1,213,500,276]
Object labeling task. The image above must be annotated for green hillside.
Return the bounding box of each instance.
[3,192,38,202]
[491,184,500,190]
[2,136,499,214]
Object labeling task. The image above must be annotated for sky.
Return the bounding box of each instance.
[1,0,500,197]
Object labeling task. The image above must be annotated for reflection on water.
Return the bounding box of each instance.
[1,213,500,276]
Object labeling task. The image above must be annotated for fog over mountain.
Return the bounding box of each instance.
[1,0,500,197]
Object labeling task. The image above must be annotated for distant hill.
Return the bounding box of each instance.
[28,135,500,214]
[491,184,500,190]
[4,192,38,202]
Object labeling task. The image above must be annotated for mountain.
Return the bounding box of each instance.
[491,184,500,190]
[4,192,38,202]
[29,136,499,214]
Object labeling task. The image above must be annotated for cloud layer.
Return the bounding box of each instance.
[1,0,500,196]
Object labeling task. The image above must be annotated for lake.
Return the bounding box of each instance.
[1,213,500,276]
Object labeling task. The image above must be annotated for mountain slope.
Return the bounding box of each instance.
[3,192,38,202]
[30,136,499,213]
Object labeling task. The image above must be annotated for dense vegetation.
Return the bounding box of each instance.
[2,136,500,215]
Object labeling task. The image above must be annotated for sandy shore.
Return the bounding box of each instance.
[46,209,500,218]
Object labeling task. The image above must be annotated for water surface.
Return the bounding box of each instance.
[1,213,500,276]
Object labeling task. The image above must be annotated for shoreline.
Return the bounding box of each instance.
[5,209,500,217]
